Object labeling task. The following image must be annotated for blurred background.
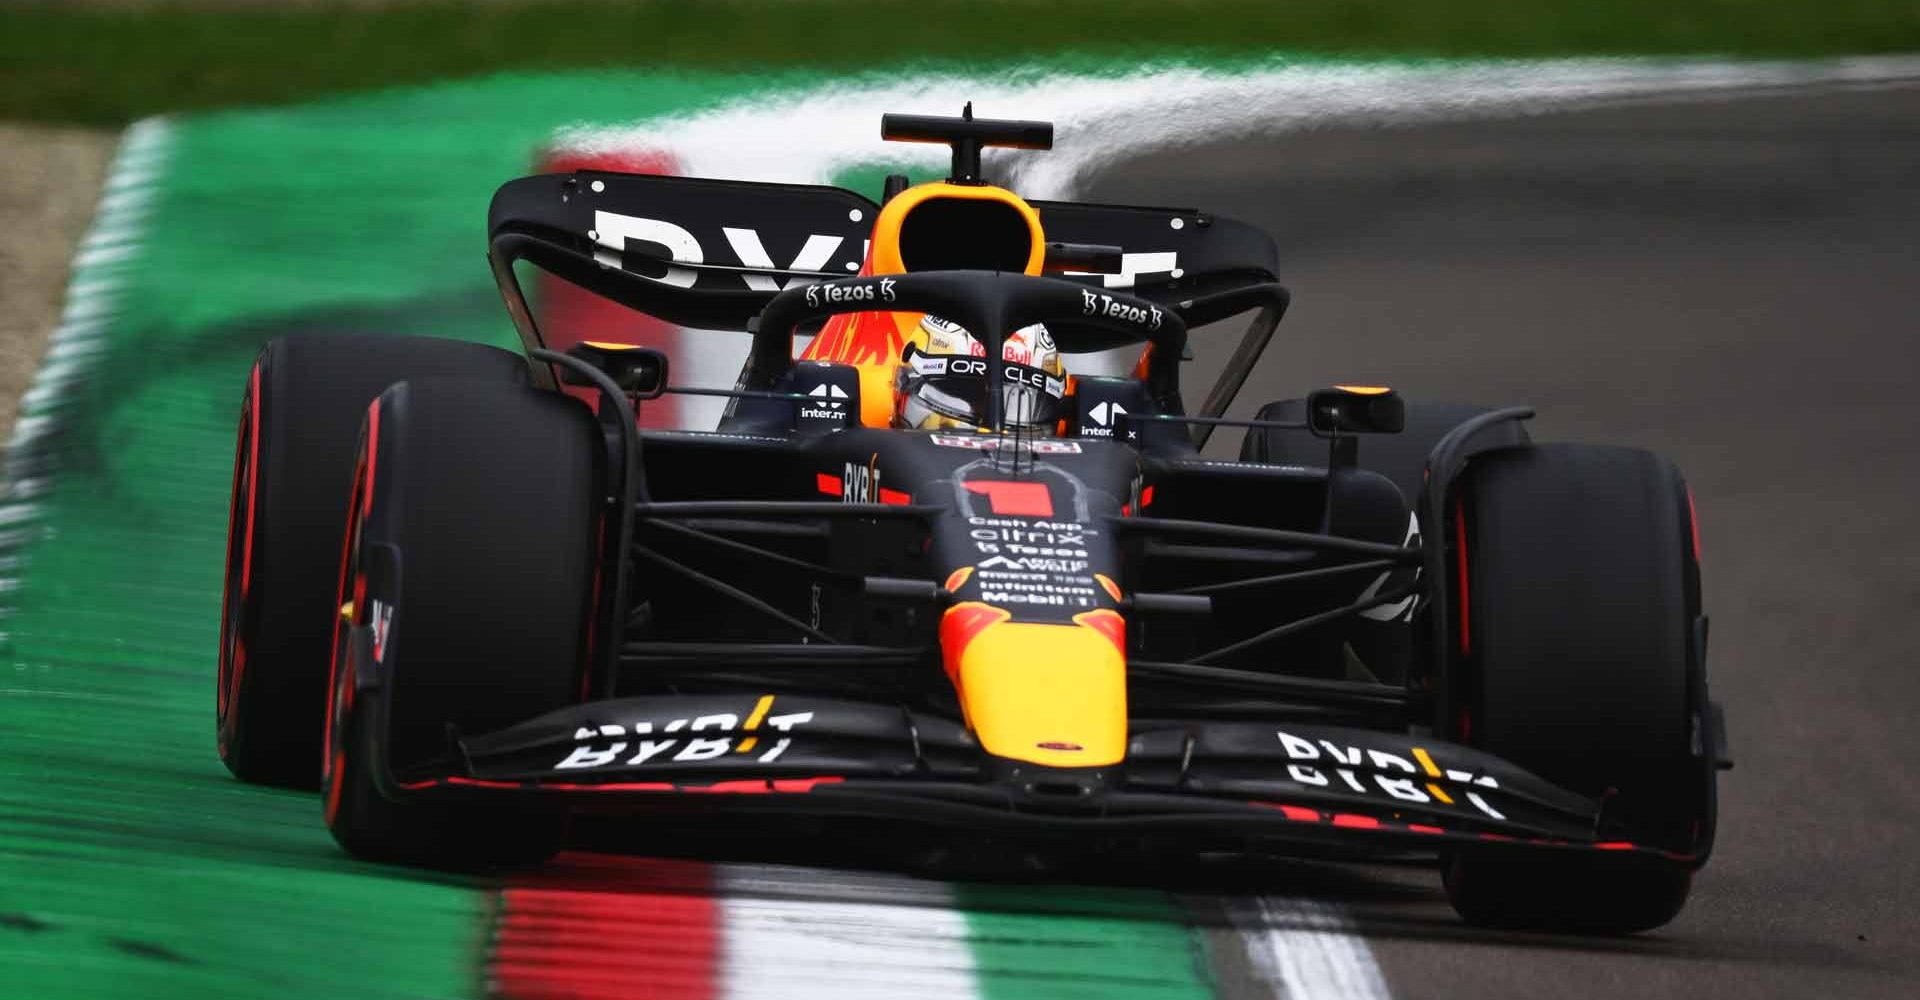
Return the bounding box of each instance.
[2,2,1918,999]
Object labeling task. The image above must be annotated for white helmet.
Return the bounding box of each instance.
[895,315,1065,431]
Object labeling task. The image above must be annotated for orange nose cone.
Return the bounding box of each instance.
[940,604,1128,767]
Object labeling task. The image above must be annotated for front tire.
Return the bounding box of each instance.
[323,379,602,868]
[217,333,526,788]
[1442,443,1708,934]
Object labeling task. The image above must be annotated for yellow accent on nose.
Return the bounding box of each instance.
[954,620,1127,766]
[339,601,354,622]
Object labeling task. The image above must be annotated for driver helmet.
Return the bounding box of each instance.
[895,315,1066,432]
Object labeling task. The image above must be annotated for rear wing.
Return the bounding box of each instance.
[488,171,1278,328]
[487,170,1285,437]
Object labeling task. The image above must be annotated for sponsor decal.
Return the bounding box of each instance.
[589,209,854,291]
[1079,288,1163,329]
[554,695,814,771]
[1003,363,1059,396]
[803,276,897,309]
[978,554,1091,576]
[965,517,1106,608]
[973,558,1099,607]
[799,380,851,421]
[907,352,950,376]
[831,456,908,504]
[842,456,880,503]
[1275,729,1506,820]
[929,434,1082,455]
[967,516,1094,551]
[1082,399,1129,439]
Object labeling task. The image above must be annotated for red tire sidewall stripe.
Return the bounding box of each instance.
[217,363,262,728]
[242,363,262,594]
[323,400,379,819]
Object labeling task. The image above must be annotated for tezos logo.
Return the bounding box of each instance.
[805,277,896,309]
[1081,290,1162,329]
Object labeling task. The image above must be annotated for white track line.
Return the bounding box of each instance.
[1227,897,1392,1000]
[715,863,981,1000]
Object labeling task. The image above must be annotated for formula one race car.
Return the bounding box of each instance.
[216,109,1728,933]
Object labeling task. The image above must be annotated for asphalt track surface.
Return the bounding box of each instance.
[1083,81,1920,998]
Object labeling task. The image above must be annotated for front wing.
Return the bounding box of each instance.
[391,694,1702,866]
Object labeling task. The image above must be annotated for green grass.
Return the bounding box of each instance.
[3,0,1917,126]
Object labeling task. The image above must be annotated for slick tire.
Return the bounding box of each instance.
[217,333,526,789]
[323,379,601,869]
[1240,399,1528,507]
[1442,443,1706,934]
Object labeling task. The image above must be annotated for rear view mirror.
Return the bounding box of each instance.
[1307,385,1405,435]
[563,341,669,399]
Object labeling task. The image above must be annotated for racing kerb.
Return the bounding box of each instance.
[4,56,1916,1000]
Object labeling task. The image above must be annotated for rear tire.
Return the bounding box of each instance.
[323,379,601,868]
[1442,443,1706,934]
[217,333,526,788]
